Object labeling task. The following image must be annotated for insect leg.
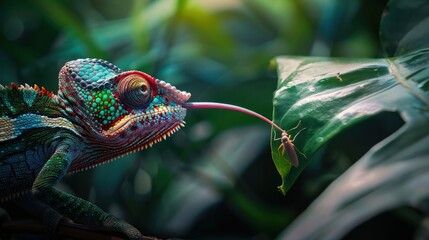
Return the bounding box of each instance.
[291,127,306,142]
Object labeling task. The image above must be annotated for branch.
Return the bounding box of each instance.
[0,220,160,240]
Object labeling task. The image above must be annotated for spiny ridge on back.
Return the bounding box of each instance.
[0,83,55,98]
[0,83,61,117]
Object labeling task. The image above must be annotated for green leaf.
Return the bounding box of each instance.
[272,49,429,194]
[272,0,429,192]
[272,0,429,238]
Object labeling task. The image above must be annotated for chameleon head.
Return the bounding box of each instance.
[58,58,191,150]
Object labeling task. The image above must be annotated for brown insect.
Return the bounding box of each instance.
[274,121,306,167]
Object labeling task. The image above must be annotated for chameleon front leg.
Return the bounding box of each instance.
[31,139,142,240]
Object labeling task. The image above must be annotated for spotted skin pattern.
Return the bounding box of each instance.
[0,59,191,239]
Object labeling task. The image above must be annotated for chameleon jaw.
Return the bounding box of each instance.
[101,105,187,137]
[68,121,185,174]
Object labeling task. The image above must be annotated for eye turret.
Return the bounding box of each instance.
[117,74,153,109]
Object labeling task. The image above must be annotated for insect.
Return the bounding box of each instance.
[274,121,306,167]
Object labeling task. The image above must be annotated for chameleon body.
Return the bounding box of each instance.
[0,58,191,239]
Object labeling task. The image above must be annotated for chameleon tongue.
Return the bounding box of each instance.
[182,102,284,132]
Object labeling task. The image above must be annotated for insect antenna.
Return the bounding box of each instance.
[286,120,302,132]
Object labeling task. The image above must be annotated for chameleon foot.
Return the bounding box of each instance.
[102,214,143,240]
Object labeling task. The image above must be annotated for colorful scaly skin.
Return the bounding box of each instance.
[0,59,191,239]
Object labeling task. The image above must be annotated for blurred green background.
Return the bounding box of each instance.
[0,0,399,239]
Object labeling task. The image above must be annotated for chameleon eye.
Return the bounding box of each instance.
[117,74,152,109]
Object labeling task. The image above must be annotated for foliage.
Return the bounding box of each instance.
[271,0,429,238]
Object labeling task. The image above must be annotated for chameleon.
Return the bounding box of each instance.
[0,58,191,239]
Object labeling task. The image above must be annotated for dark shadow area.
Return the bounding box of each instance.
[344,207,423,240]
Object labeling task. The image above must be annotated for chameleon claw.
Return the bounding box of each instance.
[102,214,143,240]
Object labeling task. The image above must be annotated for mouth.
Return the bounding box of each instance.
[102,104,187,137]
